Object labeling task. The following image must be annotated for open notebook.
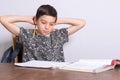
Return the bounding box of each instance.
[15,59,120,73]
[15,60,69,69]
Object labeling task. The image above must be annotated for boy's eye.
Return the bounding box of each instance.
[41,21,46,24]
[50,24,53,26]
[50,23,55,26]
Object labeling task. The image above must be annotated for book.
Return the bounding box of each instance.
[60,59,120,73]
[14,59,120,73]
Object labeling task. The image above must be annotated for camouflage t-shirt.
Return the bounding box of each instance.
[18,27,68,62]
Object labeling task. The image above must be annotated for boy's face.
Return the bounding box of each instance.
[35,15,56,36]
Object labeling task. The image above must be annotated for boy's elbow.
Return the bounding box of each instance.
[0,16,1,23]
[80,19,86,28]
[82,19,86,26]
[0,16,7,24]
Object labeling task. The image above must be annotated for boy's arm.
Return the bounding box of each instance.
[0,15,34,36]
[56,18,86,35]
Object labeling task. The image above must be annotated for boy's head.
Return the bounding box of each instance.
[36,4,57,22]
[34,5,57,36]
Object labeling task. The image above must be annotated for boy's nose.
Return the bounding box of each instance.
[45,25,49,29]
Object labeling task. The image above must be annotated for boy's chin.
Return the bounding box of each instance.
[42,33,50,36]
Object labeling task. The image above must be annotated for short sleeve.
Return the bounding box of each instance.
[18,27,28,43]
[53,28,69,44]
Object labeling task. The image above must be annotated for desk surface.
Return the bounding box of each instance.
[0,63,120,80]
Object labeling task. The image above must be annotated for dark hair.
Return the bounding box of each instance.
[36,4,57,22]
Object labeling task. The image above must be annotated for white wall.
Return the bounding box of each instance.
[0,0,120,62]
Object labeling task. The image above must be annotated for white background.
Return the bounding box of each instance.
[0,0,120,62]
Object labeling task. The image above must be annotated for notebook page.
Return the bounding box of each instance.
[15,60,69,68]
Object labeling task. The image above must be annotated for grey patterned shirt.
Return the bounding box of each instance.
[18,27,68,62]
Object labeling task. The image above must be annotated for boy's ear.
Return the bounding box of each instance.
[33,16,37,25]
